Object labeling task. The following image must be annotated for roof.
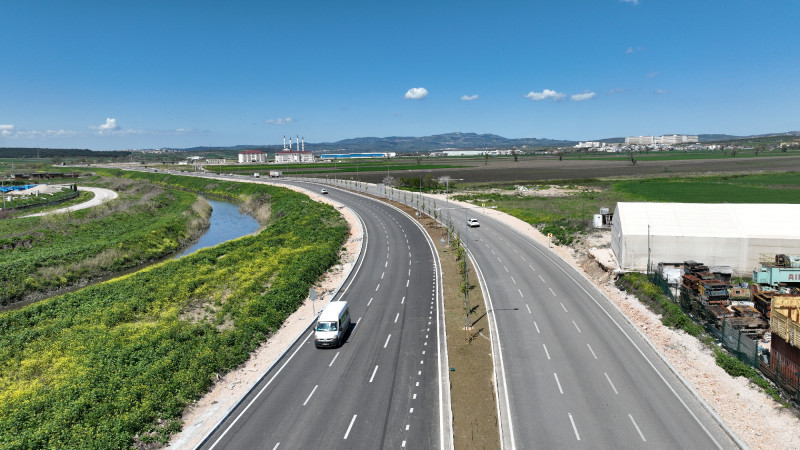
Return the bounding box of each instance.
[615,202,800,239]
[239,150,265,154]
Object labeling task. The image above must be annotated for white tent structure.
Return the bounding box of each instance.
[611,202,800,276]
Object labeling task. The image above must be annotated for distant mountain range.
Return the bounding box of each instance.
[168,131,800,153]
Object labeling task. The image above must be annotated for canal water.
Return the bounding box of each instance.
[2,198,261,312]
[175,198,261,258]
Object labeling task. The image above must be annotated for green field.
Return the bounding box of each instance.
[0,172,348,447]
[454,172,800,245]
[0,176,209,305]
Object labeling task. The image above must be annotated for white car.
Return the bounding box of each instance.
[467,218,480,227]
[321,189,329,194]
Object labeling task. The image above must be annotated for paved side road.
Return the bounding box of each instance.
[21,187,118,218]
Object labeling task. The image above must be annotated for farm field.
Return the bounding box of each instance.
[0,176,210,306]
[453,172,800,245]
[0,172,348,447]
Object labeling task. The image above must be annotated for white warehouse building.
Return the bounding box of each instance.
[611,202,800,276]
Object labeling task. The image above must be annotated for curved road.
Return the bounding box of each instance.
[447,205,740,449]
[21,186,117,218]
[198,181,450,449]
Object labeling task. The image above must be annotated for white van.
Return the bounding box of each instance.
[314,301,351,348]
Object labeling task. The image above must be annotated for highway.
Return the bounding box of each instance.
[444,205,741,449]
[198,182,450,449]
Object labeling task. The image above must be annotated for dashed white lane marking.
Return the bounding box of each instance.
[629,414,647,442]
[543,344,551,360]
[510,276,516,284]
[587,344,597,359]
[375,284,380,292]
[385,261,388,267]
[497,257,502,263]
[605,372,619,394]
[394,313,400,323]
[408,269,411,276]
[384,334,392,348]
[272,443,280,450]
[569,413,580,441]
[302,385,318,406]
[406,279,410,287]
[554,373,563,394]
[402,441,406,448]
[521,256,526,262]
[518,289,524,298]
[369,366,379,383]
[504,266,509,272]
[549,287,556,296]
[401,296,406,304]
[381,272,385,279]
[344,415,357,439]
[526,304,532,314]
[368,297,373,306]
[529,264,535,271]
[572,320,582,334]
[538,274,545,283]
[329,352,340,367]
[405,424,410,431]
[534,321,540,333]
[561,303,568,313]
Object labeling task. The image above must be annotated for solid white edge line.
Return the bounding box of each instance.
[485,216,739,449]
[470,247,515,449]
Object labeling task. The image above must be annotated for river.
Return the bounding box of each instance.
[175,198,261,258]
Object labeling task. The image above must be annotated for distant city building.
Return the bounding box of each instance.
[625,135,698,145]
[575,141,602,149]
[625,136,655,145]
[238,150,268,163]
[275,150,315,163]
[320,153,393,159]
[205,158,228,164]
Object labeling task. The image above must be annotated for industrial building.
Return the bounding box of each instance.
[611,202,800,276]
[275,135,315,163]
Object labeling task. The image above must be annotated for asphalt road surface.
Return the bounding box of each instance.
[21,186,118,218]
[198,181,450,449]
[446,206,741,449]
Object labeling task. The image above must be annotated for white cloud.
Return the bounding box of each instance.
[608,88,626,95]
[91,117,120,132]
[524,89,566,101]
[0,124,14,136]
[15,129,78,138]
[265,117,295,125]
[571,91,597,102]
[621,0,639,5]
[404,87,428,100]
[646,71,659,78]
[461,94,479,101]
[626,46,645,54]
[655,89,670,94]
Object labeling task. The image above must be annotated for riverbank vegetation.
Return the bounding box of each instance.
[0,173,348,447]
[0,177,210,306]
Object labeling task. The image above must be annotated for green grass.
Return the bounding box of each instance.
[0,178,208,304]
[454,172,800,244]
[0,173,348,447]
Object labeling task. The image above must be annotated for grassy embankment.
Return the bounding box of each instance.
[0,172,349,447]
[0,176,210,305]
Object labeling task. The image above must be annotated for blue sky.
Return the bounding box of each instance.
[1,0,798,150]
